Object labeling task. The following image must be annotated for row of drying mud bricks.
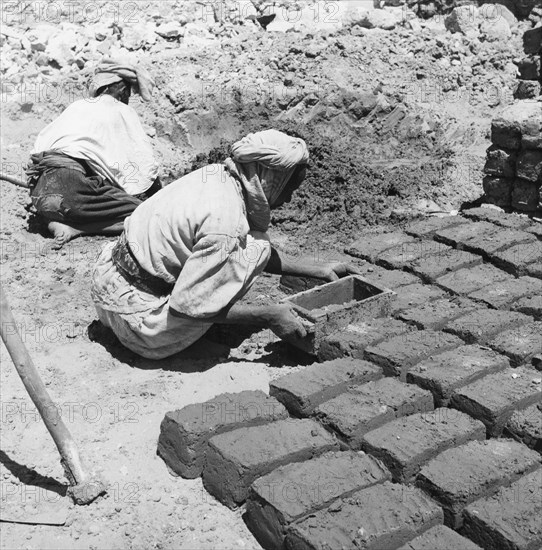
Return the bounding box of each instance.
[156,363,541,549]
[157,212,542,550]
[515,26,542,99]
[483,100,542,212]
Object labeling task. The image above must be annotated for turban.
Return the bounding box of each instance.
[88,59,155,101]
[226,130,309,232]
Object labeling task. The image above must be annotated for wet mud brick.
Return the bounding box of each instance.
[269,358,382,417]
[483,176,513,207]
[505,404,542,453]
[364,329,463,380]
[484,146,517,178]
[444,309,531,344]
[523,25,542,54]
[451,366,542,437]
[491,115,521,150]
[462,207,531,230]
[397,297,478,331]
[436,263,512,296]
[374,240,446,270]
[245,451,390,550]
[356,264,420,289]
[397,524,482,550]
[468,277,542,309]
[345,231,415,263]
[361,408,485,483]
[462,468,542,550]
[526,262,542,280]
[408,248,482,282]
[203,419,338,509]
[489,322,542,366]
[517,150,542,183]
[512,179,540,211]
[356,260,420,290]
[433,220,497,248]
[488,240,542,276]
[518,55,541,81]
[460,229,536,259]
[514,81,541,101]
[526,223,542,239]
[157,390,288,479]
[512,295,542,320]
[317,319,414,361]
[416,439,542,529]
[407,345,510,407]
[284,481,443,550]
[316,378,434,449]
[389,283,447,314]
[403,215,469,238]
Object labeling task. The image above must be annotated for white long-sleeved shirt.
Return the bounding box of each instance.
[93,164,271,319]
[32,95,158,195]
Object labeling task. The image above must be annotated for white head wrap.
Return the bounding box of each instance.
[88,58,155,101]
[225,129,309,231]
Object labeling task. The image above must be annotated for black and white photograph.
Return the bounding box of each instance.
[0,0,541,548]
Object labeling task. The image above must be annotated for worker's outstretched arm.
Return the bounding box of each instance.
[265,245,360,281]
[170,302,306,341]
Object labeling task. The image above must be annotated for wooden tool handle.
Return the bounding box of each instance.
[0,173,29,189]
[0,283,88,485]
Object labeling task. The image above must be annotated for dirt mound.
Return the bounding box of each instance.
[186,109,455,247]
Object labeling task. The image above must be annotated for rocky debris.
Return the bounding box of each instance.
[479,16,511,42]
[445,6,481,37]
[46,27,83,67]
[155,22,185,40]
[120,22,158,50]
[27,24,58,52]
[444,4,516,41]
[351,7,405,30]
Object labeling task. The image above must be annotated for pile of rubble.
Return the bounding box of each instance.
[383,0,540,20]
[515,24,542,99]
[483,100,542,212]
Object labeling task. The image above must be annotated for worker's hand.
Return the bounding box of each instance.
[312,261,362,282]
[267,303,308,342]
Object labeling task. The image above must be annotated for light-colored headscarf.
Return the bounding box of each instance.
[88,58,155,101]
[225,129,309,231]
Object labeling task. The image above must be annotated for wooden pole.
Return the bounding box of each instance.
[0,283,105,503]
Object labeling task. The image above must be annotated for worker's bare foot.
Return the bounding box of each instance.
[47,221,84,249]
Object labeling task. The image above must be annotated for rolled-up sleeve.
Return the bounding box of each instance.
[169,231,271,319]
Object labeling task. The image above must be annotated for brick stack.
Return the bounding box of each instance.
[483,101,542,212]
[515,25,542,99]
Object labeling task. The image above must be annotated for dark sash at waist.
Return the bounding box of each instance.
[111,232,174,297]
[26,150,86,187]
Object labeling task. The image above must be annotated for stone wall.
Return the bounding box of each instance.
[483,101,542,212]
[515,25,542,99]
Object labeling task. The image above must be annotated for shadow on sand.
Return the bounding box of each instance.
[87,320,314,373]
[0,450,68,497]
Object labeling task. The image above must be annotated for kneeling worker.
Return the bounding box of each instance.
[27,59,161,248]
[91,130,357,359]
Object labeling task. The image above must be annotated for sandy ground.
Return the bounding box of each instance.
[0,1,536,548]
